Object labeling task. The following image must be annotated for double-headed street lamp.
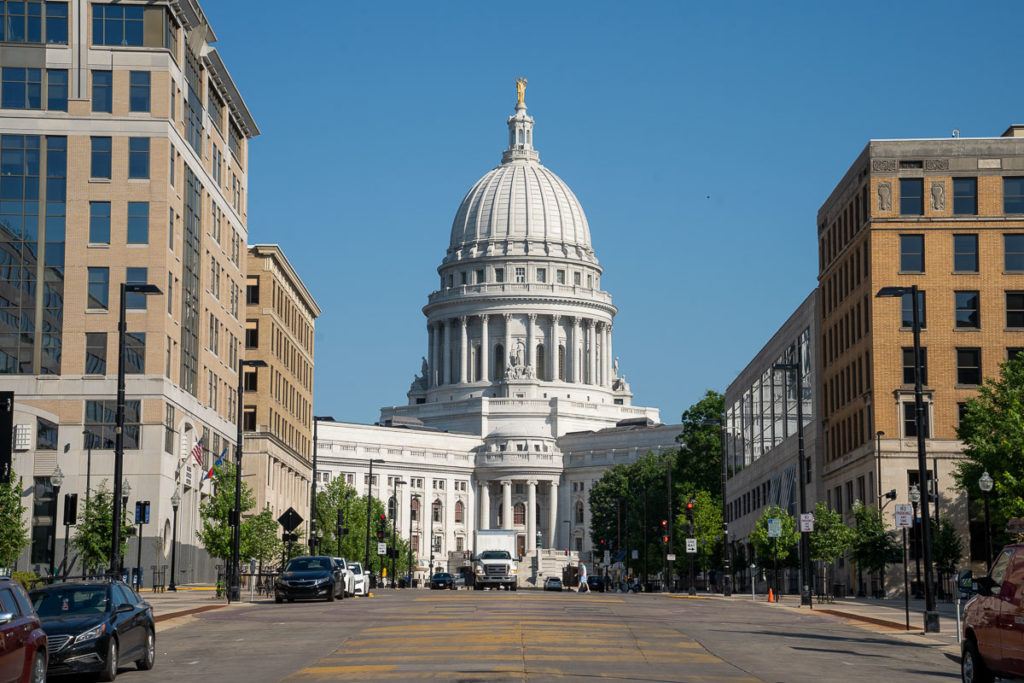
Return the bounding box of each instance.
[168,488,181,591]
[877,285,939,633]
[48,465,64,579]
[110,282,161,577]
[230,358,267,602]
[979,471,994,572]
[310,416,336,555]
[773,348,811,608]
[364,458,385,579]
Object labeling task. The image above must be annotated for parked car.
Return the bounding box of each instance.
[452,574,466,589]
[586,575,606,593]
[961,544,1024,682]
[30,580,154,682]
[543,577,563,592]
[274,556,344,603]
[430,573,455,590]
[331,558,354,598]
[0,576,47,683]
[348,562,368,596]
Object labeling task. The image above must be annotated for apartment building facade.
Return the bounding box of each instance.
[0,0,258,583]
[242,244,319,531]
[818,126,1024,590]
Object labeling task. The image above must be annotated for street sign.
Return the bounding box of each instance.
[631,549,639,560]
[667,553,677,561]
[767,517,782,538]
[603,550,610,565]
[799,513,814,532]
[277,507,303,532]
[685,538,697,554]
[894,503,914,529]
[377,542,387,556]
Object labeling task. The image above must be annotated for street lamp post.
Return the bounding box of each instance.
[979,471,994,572]
[773,346,811,608]
[231,358,267,602]
[910,484,923,598]
[390,478,406,588]
[875,431,885,511]
[877,285,940,632]
[168,488,181,591]
[717,417,733,596]
[48,465,63,579]
[408,493,420,587]
[110,282,160,577]
[310,416,335,555]
[364,459,385,581]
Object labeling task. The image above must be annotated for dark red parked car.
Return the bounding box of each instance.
[0,577,47,683]
[962,544,1024,682]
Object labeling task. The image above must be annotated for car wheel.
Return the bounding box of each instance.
[29,650,45,683]
[962,638,994,683]
[97,637,118,682]
[327,584,336,602]
[275,596,283,604]
[136,628,156,671]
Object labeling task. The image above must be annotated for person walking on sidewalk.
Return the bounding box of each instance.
[578,563,589,593]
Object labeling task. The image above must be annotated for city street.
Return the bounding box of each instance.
[144,591,960,682]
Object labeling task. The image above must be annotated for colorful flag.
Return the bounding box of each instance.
[201,448,228,483]
[190,439,204,469]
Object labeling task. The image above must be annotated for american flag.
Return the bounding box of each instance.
[190,439,205,469]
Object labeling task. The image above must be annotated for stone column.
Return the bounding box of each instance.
[442,320,451,385]
[426,323,434,388]
[527,480,537,552]
[479,481,490,530]
[572,317,581,383]
[547,481,558,548]
[526,314,536,371]
[606,324,613,387]
[585,319,595,385]
[430,322,440,388]
[503,313,513,375]
[480,314,489,383]
[459,316,468,383]
[501,480,512,531]
[596,323,604,386]
[548,315,559,381]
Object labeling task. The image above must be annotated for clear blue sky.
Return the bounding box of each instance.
[204,1,1024,425]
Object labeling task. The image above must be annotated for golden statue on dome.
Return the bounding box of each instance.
[515,77,527,107]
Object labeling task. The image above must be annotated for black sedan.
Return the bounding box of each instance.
[275,556,344,603]
[429,572,455,590]
[30,580,155,681]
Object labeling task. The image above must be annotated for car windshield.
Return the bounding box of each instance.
[434,573,452,579]
[285,558,332,572]
[349,564,362,575]
[479,551,511,560]
[31,587,109,617]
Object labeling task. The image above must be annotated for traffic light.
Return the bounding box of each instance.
[661,534,670,545]
[376,513,387,541]
[685,499,695,523]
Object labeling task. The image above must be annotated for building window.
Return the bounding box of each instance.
[1007,292,1024,329]
[243,407,256,431]
[955,291,980,329]
[454,500,464,524]
[1005,177,1024,215]
[85,399,140,449]
[900,178,924,215]
[1,67,41,109]
[575,500,584,523]
[128,70,151,113]
[0,1,68,44]
[899,234,924,272]
[957,348,982,385]
[953,234,978,273]
[1006,235,1024,272]
[125,267,148,309]
[475,269,484,284]
[93,3,144,45]
[902,347,927,385]
[515,267,526,283]
[431,499,442,523]
[85,332,106,374]
[36,417,57,450]
[902,401,930,439]
[90,136,111,179]
[901,290,926,329]
[410,497,420,522]
[953,178,977,215]
[536,268,546,283]
[124,332,145,374]
[245,322,258,349]
[87,267,109,309]
[128,137,149,179]
[91,70,112,112]
[513,503,525,525]
[494,267,504,283]
[46,69,67,111]
[246,280,259,305]
[557,269,565,284]
[1010,348,1024,362]
[574,272,581,286]
[89,201,110,244]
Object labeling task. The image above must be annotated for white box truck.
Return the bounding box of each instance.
[472,529,518,591]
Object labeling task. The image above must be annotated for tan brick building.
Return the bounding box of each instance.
[818,126,1024,593]
[0,0,258,583]
[242,245,319,531]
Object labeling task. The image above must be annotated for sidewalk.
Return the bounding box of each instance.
[137,585,231,624]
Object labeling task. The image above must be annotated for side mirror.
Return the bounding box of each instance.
[0,612,14,625]
[116,603,134,613]
[974,576,997,597]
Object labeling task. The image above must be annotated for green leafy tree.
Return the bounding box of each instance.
[197,462,256,563]
[0,477,28,569]
[932,517,965,577]
[242,506,281,569]
[588,464,631,552]
[851,502,901,582]
[954,355,1024,541]
[750,506,798,592]
[674,390,725,499]
[675,490,721,574]
[808,501,854,592]
[72,481,134,575]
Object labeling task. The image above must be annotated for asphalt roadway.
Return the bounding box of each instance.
[131,590,960,682]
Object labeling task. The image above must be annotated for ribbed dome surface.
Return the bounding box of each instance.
[449,160,592,254]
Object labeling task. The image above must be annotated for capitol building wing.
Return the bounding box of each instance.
[317,82,680,576]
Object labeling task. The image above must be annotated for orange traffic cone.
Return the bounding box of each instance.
[767,588,774,603]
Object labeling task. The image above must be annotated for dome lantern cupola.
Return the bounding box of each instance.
[503,77,538,164]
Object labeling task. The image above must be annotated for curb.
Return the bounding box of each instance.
[816,609,912,631]
[154,604,228,623]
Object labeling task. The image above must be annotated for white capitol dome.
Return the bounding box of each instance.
[445,89,595,264]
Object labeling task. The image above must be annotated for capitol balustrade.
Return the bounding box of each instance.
[427,282,613,305]
[476,451,562,469]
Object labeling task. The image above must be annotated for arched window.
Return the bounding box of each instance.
[454,500,464,524]
[387,496,396,520]
[514,502,526,525]
[558,345,566,380]
[493,344,505,380]
[474,344,482,382]
[432,499,443,523]
[536,344,545,380]
[517,129,524,144]
[575,500,584,524]
[410,497,420,522]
